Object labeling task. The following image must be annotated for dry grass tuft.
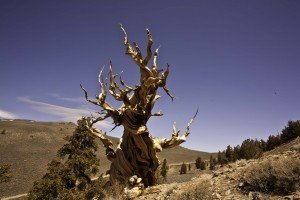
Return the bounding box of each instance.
[102,182,124,200]
[242,155,300,195]
[174,178,214,200]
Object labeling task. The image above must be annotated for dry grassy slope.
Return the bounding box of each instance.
[0,119,212,198]
[137,137,300,200]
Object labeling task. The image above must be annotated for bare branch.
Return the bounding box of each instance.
[184,108,199,137]
[144,77,160,88]
[91,113,110,125]
[81,68,121,124]
[151,110,163,117]
[159,64,175,101]
[97,66,107,103]
[108,60,120,98]
[82,118,116,161]
[142,28,153,65]
[163,86,175,101]
[110,123,121,132]
[172,122,180,137]
[107,61,134,109]
[119,75,133,91]
[120,24,135,56]
[152,45,160,71]
[120,24,153,81]
[133,42,142,59]
[153,109,199,150]
[80,84,100,106]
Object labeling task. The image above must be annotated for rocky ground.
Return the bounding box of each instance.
[124,138,300,200]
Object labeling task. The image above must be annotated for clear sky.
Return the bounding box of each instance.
[1,0,300,152]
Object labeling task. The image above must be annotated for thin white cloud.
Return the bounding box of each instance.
[0,109,19,119]
[47,93,85,104]
[60,97,86,103]
[18,96,112,128]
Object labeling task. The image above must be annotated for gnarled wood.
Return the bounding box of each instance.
[81,25,197,187]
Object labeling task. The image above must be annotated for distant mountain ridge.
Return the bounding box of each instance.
[0,119,214,198]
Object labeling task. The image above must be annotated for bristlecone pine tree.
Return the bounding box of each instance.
[160,159,168,182]
[80,24,198,187]
[209,155,215,170]
[180,163,187,175]
[200,159,206,170]
[195,156,202,169]
[195,156,206,170]
[28,118,105,200]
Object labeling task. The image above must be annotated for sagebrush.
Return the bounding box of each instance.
[242,156,300,195]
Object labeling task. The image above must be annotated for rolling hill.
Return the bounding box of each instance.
[0,119,214,198]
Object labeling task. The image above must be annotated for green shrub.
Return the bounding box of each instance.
[180,163,187,174]
[281,120,300,143]
[160,159,168,182]
[195,157,202,169]
[242,156,300,195]
[209,156,215,170]
[0,164,11,183]
[28,118,105,199]
[196,156,206,170]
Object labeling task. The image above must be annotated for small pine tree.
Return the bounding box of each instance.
[213,158,217,166]
[217,151,222,164]
[160,159,168,182]
[260,139,267,152]
[0,164,11,183]
[200,160,206,170]
[28,118,105,199]
[180,162,187,174]
[195,157,202,169]
[225,145,234,162]
[217,151,228,166]
[209,156,215,170]
[281,120,300,143]
[266,134,282,151]
[240,139,263,159]
[233,145,241,161]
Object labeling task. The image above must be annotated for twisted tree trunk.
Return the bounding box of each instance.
[80,25,197,187]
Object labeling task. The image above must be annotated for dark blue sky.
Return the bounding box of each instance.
[1,0,300,152]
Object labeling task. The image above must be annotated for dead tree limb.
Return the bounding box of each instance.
[81,25,198,187]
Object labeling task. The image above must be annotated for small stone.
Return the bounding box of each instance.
[294,194,300,200]
[248,191,262,200]
[136,177,142,184]
[138,182,144,189]
[238,182,244,187]
[213,172,219,177]
[215,193,221,199]
[284,195,293,200]
[225,189,231,195]
[129,177,135,185]
[124,186,142,199]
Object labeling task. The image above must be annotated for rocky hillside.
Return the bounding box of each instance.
[0,119,213,198]
[3,119,297,200]
[129,137,300,200]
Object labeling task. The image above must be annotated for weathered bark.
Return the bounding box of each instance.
[81,25,197,187]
